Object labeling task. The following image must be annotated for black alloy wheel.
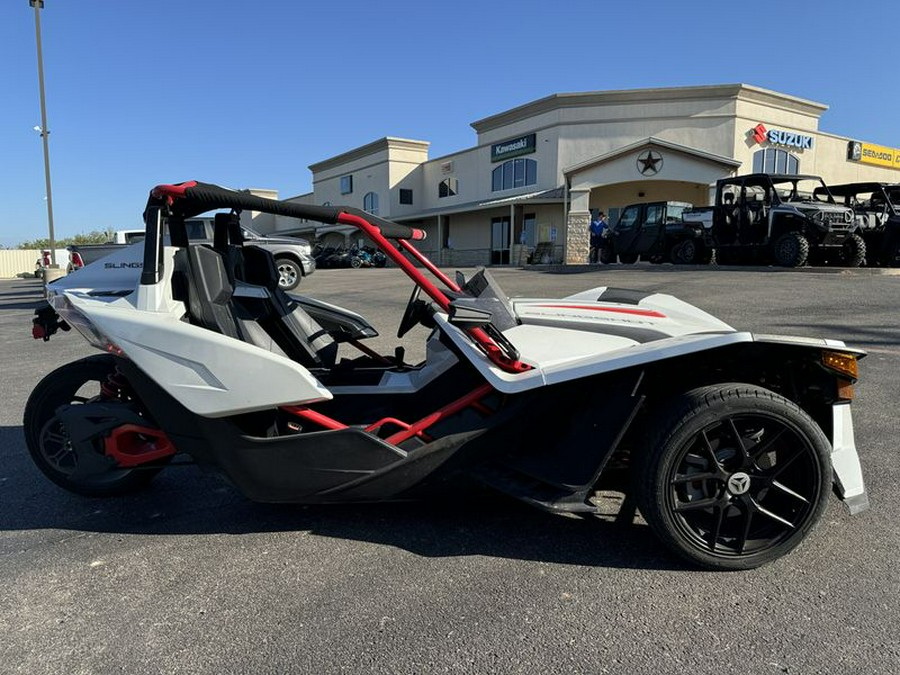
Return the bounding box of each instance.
[636,384,831,570]
[23,355,164,497]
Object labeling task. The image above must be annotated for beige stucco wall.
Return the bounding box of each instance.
[589,181,712,213]
[295,85,900,264]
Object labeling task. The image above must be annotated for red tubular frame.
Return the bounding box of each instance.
[383,383,494,445]
[336,212,529,373]
[280,383,494,448]
[152,187,523,450]
[396,239,460,292]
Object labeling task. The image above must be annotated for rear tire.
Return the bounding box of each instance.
[23,355,163,497]
[635,384,831,570]
[619,253,638,265]
[772,232,809,267]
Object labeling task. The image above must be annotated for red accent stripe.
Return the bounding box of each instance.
[535,304,666,318]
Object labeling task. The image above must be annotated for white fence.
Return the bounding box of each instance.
[0,250,42,279]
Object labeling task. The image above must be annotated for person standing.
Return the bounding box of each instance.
[589,211,608,263]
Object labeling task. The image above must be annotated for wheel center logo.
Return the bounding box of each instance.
[727,472,751,495]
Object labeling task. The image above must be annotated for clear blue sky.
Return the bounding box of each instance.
[1,0,897,247]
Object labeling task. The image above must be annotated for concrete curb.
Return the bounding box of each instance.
[522,263,900,276]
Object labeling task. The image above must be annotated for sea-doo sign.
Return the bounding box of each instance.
[752,123,814,150]
[847,140,900,170]
[491,134,536,162]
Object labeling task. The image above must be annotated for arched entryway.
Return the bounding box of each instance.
[563,138,740,264]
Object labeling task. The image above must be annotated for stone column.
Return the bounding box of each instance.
[565,187,591,265]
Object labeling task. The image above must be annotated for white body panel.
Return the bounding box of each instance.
[50,246,332,418]
[831,403,868,513]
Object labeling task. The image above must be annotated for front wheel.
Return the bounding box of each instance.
[599,244,616,264]
[275,257,302,291]
[837,233,866,268]
[772,232,809,267]
[23,355,164,497]
[635,384,831,570]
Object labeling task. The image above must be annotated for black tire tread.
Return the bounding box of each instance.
[23,355,162,497]
[635,383,831,570]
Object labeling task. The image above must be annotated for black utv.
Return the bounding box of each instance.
[820,183,900,267]
[711,174,860,267]
[601,201,713,265]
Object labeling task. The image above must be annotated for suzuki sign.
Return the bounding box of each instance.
[752,123,814,150]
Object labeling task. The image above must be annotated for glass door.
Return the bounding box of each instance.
[491,217,510,264]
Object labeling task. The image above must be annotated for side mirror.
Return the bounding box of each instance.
[447,300,493,329]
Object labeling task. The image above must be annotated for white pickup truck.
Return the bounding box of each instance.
[68,220,316,291]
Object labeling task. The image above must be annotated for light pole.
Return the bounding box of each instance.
[31,0,57,266]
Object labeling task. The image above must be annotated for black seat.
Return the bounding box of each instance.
[237,245,338,368]
[172,245,286,355]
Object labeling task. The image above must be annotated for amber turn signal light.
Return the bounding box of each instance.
[822,350,859,380]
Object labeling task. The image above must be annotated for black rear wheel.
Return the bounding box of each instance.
[23,355,164,497]
[636,384,831,570]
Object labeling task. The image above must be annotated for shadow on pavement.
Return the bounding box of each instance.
[0,424,684,572]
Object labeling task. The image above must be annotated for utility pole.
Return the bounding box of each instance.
[31,0,57,266]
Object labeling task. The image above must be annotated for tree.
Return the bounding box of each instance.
[19,228,114,249]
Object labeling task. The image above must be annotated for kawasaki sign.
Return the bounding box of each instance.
[491,133,536,162]
[752,123,814,150]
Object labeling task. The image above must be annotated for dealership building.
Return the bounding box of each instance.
[250,83,900,265]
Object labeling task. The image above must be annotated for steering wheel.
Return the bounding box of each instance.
[397,284,422,338]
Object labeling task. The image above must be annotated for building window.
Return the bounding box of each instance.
[399,188,413,205]
[752,148,799,175]
[340,175,353,194]
[363,191,379,215]
[491,158,536,192]
[439,177,458,198]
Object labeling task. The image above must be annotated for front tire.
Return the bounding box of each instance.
[23,355,163,497]
[599,244,616,264]
[619,253,638,265]
[275,257,302,291]
[772,232,809,267]
[837,233,866,268]
[635,384,831,570]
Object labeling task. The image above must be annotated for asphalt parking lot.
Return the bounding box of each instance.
[1,264,899,674]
